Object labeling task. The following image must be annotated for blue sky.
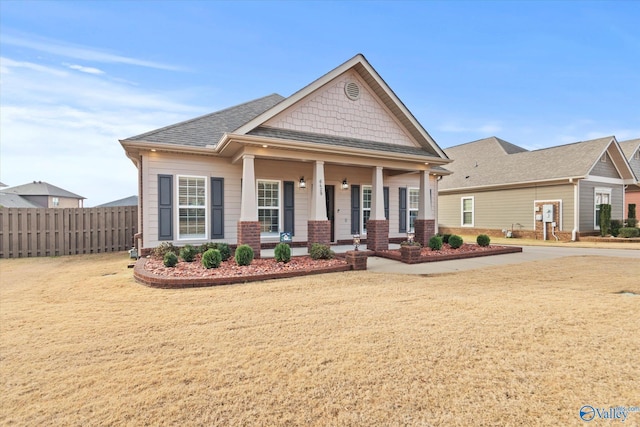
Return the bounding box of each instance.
[1,0,638,206]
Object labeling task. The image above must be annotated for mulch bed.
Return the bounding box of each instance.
[134,254,351,289]
[376,243,523,263]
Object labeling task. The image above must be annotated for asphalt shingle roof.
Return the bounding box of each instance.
[248,126,440,157]
[124,94,285,147]
[440,136,615,190]
[2,181,85,199]
[619,138,640,159]
[0,193,40,208]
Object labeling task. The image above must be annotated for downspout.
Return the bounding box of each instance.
[571,178,579,241]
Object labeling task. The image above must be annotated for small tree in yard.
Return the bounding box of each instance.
[627,204,637,228]
[599,204,611,236]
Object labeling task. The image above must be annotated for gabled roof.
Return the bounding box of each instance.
[440,136,634,191]
[2,181,85,199]
[233,53,447,159]
[121,54,449,164]
[96,195,138,207]
[619,138,640,159]
[123,94,285,147]
[0,192,40,208]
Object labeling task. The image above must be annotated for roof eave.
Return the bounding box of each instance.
[439,176,585,194]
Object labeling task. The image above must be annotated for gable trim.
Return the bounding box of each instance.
[231,54,448,160]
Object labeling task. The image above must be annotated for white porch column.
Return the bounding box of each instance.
[417,171,434,220]
[309,161,327,221]
[371,166,386,220]
[239,155,258,221]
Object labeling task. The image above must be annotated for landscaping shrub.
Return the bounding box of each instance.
[152,242,178,258]
[610,220,623,237]
[448,234,463,249]
[179,244,198,262]
[599,204,611,236]
[477,234,491,247]
[163,252,178,268]
[234,244,254,266]
[310,243,334,260]
[628,204,636,222]
[200,242,232,261]
[274,243,291,263]
[202,248,222,269]
[626,218,638,228]
[439,233,451,244]
[618,227,640,238]
[428,235,443,251]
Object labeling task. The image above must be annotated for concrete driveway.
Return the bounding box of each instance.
[366,245,639,275]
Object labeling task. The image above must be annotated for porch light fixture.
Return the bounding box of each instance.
[342,179,349,190]
[353,234,361,251]
[407,231,415,244]
[299,177,306,188]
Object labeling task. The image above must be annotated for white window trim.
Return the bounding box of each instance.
[257,179,281,237]
[594,187,612,230]
[177,175,208,240]
[408,187,419,232]
[361,185,372,234]
[461,196,474,227]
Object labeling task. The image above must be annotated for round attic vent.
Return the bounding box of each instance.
[344,82,360,101]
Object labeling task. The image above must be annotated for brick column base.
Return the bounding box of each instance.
[237,221,261,259]
[414,219,436,246]
[366,219,389,251]
[345,250,368,270]
[307,220,331,251]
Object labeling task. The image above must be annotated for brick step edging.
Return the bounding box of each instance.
[133,258,353,289]
[375,246,523,264]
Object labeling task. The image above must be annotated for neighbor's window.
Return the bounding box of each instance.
[462,197,474,226]
[178,176,206,239]
[258,180,280,234]
[362,186,372,233]
[409,188,419,232]
[52,197,59,207]
[594,188,611,229]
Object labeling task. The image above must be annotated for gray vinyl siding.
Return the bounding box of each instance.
[578,180,624,232]
[628,150,640,179]
[438,184,575,231]
[589,152,621,178]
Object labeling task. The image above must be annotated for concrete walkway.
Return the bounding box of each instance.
[263,244,639,275]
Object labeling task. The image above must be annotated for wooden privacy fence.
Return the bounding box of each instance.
[0,207,137,258]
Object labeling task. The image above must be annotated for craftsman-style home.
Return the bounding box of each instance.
[120,54,451,256]
[437,136,637,240]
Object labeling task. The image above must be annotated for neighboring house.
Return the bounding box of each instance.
[96,195,138,207]
[0,192,40,208]
[619,138,640,222]
[0,181,85,208]
[120,54,451,256]
[438,136,637,240]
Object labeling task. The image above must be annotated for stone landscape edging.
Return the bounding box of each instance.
[133,257,353,289]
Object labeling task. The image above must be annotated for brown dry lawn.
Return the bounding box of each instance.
[1,252,639,426]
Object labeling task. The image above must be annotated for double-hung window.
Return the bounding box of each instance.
[461,197,474,226]
[594,188,611,229]
[362,186,372,233]
[178,176,206,239]
[409,188,419,232]
[258,180,280,234]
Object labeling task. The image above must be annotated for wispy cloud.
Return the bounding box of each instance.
[0,54,204,206]
[438,121,503,135]
[2,33,187,72]
[66,63,105,75]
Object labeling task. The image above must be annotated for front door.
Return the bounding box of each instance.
[325,185,335,242]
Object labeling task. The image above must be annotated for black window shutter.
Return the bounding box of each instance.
[384,186,389,220]
[211,177,224,239]
[399,187,407,233]
[158,174,173,240]
[283,181,295,235]
[351,185,360,234]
